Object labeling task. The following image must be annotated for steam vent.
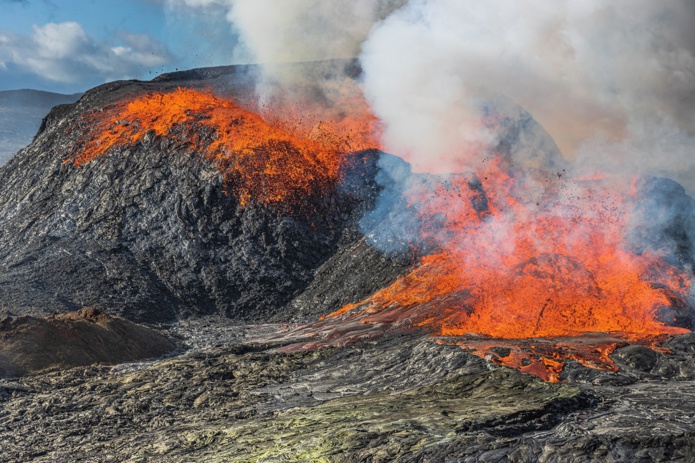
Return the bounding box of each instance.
[0,62,694,462]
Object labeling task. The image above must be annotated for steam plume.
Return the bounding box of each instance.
[168,1,695,314]
[360,0,695,188]
[169,0,406,104]
[172,0,694,190]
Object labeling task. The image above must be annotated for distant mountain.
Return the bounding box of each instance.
[0,89,82,165]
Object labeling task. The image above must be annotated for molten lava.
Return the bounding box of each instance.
[68,87,379,207]
[326,158,692,381]
[69,86,692,381]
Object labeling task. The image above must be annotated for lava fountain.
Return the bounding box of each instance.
[323,154,693,381]
[68,86,693,382]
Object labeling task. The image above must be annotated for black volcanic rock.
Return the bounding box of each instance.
[0,333,592,462]
[0,67,390,323]
[0,64,691,333]
[2,329,695,462]
[630,176,695,270]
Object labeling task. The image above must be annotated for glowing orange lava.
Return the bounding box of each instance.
[327,158,692,380]
[68,87,692,381]
[67,87,379,207]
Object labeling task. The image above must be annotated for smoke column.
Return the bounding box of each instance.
[360,0,695,189]
[169,0,406,106]
[172,0,694,191]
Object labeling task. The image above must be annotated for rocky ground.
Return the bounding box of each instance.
[0,308,176,377]
[1,64,694,462]
[0,323,694,462]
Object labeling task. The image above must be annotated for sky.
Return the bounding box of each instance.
[0,0,239,93]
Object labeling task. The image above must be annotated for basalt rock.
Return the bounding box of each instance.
[1,328,694,462]
[0,65,388,323]
[0,63,576,325]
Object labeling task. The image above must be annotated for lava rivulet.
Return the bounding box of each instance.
[326,159,692,380]
[68,87,379,207]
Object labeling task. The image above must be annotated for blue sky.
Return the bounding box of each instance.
[0,0,239,93]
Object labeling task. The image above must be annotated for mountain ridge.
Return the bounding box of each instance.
[0,89,82,166]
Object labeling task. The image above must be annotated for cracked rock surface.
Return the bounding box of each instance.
[0,64,403,323]
[0,328,694,462]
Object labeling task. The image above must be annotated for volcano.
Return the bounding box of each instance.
[0,65,401,323]
[0,64,694,462]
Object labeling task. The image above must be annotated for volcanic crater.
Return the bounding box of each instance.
[0,63,694,462]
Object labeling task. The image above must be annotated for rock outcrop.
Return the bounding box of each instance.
[0,65,391,322]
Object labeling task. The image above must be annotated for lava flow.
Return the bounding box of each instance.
[326,158,693,381]
[68,87,692,382]
[67,87,379,207]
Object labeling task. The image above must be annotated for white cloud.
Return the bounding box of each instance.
[32,22,88,59]
[0,21,172,85]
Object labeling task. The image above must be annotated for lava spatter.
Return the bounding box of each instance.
[64,86,692,382]
[67,87,379,207]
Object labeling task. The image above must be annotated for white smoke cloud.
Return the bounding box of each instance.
[173,0,695,189]
[360,0,695,187]
[169,0,405,64]
[0,22,172,85]
[167,0,406,105]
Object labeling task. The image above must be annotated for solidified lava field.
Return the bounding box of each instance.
[0,64,694,462]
